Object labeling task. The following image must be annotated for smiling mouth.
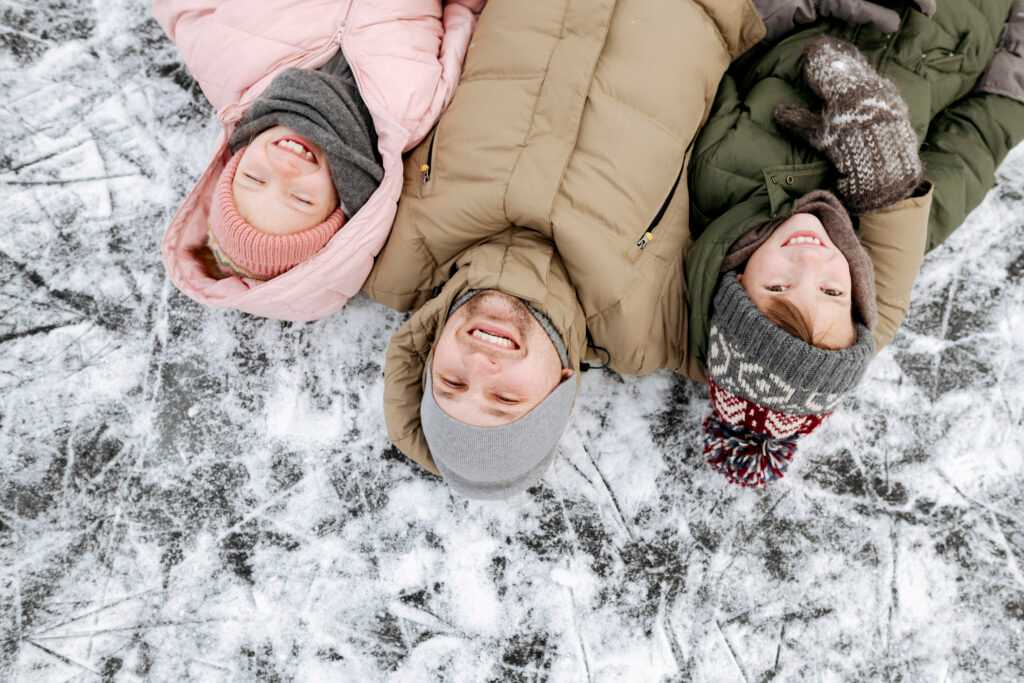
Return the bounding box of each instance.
[782,231,827,248]
[469,327,520,350]
[273,136,317,163]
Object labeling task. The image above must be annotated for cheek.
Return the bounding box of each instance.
[431,323,465,373]
[318,167,338,195]
[519,343,563,397]
[236,142,261,172]
[831,259,853,286]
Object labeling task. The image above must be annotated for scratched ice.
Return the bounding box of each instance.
[2,2,1023,681]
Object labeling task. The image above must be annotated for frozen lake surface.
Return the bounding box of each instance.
[2,2,1023,680]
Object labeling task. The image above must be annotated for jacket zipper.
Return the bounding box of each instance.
[420,126,439,186]
[636,160,686,250]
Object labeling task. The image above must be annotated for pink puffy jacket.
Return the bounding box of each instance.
[154,0,482,320]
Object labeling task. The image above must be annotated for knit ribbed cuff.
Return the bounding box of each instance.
[209,151,345,280]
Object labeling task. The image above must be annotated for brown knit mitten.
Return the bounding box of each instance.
[975,0,1024,104]
[774,37,923,214]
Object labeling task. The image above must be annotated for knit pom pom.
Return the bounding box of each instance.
[703,414,798,488]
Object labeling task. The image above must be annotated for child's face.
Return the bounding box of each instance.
[233,126,339,235]
[738,213,857,349]
[430,291,572,427]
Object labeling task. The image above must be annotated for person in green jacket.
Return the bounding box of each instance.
[687,0,1024,487]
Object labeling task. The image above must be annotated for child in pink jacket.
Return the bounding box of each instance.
[154,0,483,320]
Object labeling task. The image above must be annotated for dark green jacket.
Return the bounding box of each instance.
[687,1,1024,366]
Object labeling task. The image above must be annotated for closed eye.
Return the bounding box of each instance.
[441,377,465,390]
[292,195,314,206]
[495,395,521,405]
[243,173,265,185]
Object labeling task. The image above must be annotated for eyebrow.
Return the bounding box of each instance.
[436,389,517,420]
[235,183,319,214]
[768,290,850,306]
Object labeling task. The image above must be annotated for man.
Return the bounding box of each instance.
[363,0,766,499]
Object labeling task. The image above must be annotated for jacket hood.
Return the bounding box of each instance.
[162,123,404,320]
[382,234,587,473]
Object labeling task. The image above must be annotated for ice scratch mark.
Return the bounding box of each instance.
[566,587,592,683]
[887,519,899,657]
[773,622,785,674]
[658,586,686,673]
[388,601,464,638]
[564,456,597,490]
[33,619,231,641]
[0,24,57,47]
[190,657,233,674]
[0,172,141,186]
[988,512,1024,589]
[930,275,959,396]
[2,137,94,174]
[565,430,633,541]
[715,620,750,683]
[0,321,77,345]
[31,588,163,636]
[932,466,1019,531]
[24,639,101,676]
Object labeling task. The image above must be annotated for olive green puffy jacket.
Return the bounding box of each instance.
[687,0,1024,366]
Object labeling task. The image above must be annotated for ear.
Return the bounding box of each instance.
[560,368,574,381]
[735,272,743,283]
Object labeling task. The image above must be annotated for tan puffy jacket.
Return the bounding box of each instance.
[365,0,765,470]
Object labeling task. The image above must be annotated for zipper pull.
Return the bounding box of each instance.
[420,163,431,184]
[636,231,654,249]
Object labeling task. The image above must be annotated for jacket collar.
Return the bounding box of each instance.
[382,236,586,473]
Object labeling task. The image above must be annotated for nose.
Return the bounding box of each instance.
[789,245,829,264]
[269,152,304,177]
[466,349,501,376]
[265,139,310,177]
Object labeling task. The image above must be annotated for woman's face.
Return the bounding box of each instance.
[739,212,857,349]
[232,126,339,235]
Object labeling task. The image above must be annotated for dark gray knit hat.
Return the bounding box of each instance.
[708,275,874,414]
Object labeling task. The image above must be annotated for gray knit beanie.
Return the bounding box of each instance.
[420,291,576,500]
[709,275,874,415]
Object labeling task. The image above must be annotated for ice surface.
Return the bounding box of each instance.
[2,2,1024,680]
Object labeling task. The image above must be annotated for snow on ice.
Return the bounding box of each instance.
[2,1,1023,680]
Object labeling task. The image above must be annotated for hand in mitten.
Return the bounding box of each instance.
[752,0,936,43]
[975,0,1024,104]
[773,37,923,214]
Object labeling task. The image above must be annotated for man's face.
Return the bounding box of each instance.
[431,291,572,427]
[739,212,856,349]
[233,126,339,235]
